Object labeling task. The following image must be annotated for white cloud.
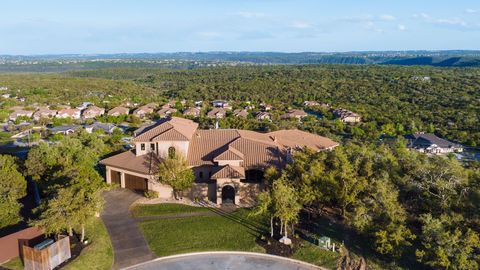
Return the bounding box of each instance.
[397,24,406,31]
[435,18,468,27]
[236,11,267,19]
[290,21,312,29]
[413,13,431,19]
[380,14,396,21]
[413,12,474,30]
[364,21,385,33]
[466,8,478,14]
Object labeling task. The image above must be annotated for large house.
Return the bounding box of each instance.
[56,108,81,119]
[82,105,105,119]
[9,109,34,121]
[33,108,57,121]
[405,133,463,154]
[333,108,361,123]
[100,117,338,206]
[108,106,130,117]
[281,109,308,120]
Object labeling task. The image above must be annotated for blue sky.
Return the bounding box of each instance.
[1,0,479,54]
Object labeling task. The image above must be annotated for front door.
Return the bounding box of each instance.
[221,185,235,204]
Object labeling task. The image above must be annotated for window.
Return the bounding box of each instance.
[199,172,203,179]
[244,169,264,183]
[168,146,176,158]
[140,143,145,151]
[150,143,155,151]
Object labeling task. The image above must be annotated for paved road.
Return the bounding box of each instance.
[126,252,323,270]
[101,189,156,270]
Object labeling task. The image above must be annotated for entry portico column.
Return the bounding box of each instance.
[120,172,126,188]
[106,167,112,184]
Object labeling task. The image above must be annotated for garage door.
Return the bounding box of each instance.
[125,174,148,192]
[110,170,121,185]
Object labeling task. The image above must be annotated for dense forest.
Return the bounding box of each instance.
[1,64,479,146]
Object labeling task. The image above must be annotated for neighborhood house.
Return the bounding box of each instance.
[100,117,338,206]
[405,133,463,154]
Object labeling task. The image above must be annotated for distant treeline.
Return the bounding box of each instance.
[2,51,480,72]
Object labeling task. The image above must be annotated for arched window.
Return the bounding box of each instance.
[168,146,176,158]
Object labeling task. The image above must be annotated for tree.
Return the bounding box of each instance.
[416,214,480,270]
[32,187,78,237]
[411,156,469,211]
[32,184,103,241]
[156,154,194,199]
[0,155,27,228]
[251,191,274,237]
[271,177,302,239]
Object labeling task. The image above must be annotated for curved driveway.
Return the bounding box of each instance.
[126,252,324,270]
[101,189,156,269]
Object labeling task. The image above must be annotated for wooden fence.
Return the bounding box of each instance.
[23,236,71,270]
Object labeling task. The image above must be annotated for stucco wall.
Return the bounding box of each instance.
[135,141,189,157]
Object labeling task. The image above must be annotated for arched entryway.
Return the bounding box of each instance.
[221,185,235,204]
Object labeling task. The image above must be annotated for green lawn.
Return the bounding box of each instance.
[63,218,113,270]
[293,242,340,269]
[131,203,210,217]
[1,218,112,270]
[1,256,23,270]
[138,208,267,256]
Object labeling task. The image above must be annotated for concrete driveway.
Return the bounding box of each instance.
[101,189,156,270]
[126,252,324,270]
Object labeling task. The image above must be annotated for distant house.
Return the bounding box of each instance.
[1,94,11,99]
[157,107,178,118]
[56,108,81,119]
[144,103,158,109]
[303,101,321,107]
[256,112,271,121]
[33,108,57,121]
[133,106,154,119]
[194,100,203,107]
[207,108,226,119]
[183,107,201,117]
[332,108,361,123]
[405,133,463,154]
[49,125,81,135]
[212,100,231,110]
[85,122,118,134]
[82,106,105,119]
[259,103,272,111]
[281,109,308,120]
[9,109,34,121]
[233,109,248,118]
[108,106,130,117]
[76,102,93,110]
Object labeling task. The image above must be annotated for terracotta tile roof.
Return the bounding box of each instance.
[211,165,245,179]
[282,109,308,119]
[157,107,177,117]
[267,129,339,150]
[207,108,226,118]
[108,106,129,116]
[214,146,244,161]
[133,117,198,142]
[187,129,240,166]
[152,128,189,141]
[102,118,339,177]
[100,150,162,175]
[229,137,284,168]
[233,109,248,118]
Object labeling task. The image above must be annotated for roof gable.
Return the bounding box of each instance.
[213,146,244,161]
[211,165,245,179]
